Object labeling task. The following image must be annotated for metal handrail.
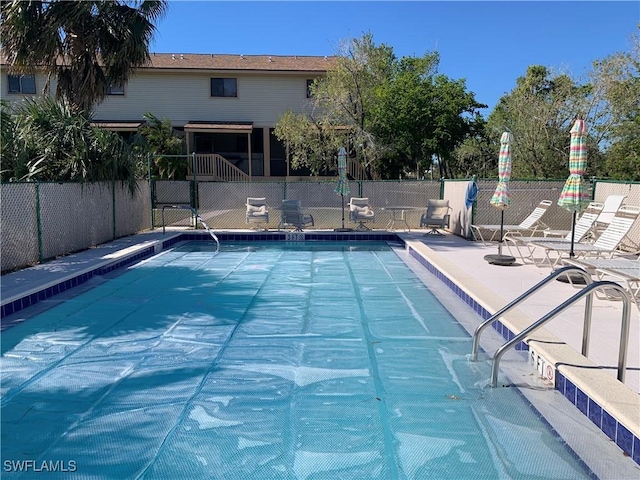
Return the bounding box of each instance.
[470,266,593,361]
[161,205,219,251]
[490,281,632,387]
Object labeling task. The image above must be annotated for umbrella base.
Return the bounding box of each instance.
[483,254,516,266]
[555,271,589,285]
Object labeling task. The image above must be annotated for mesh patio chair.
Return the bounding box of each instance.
[420,199,451,235]
[279,199,314,231]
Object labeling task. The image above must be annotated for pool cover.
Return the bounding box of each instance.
[1,243,593,479]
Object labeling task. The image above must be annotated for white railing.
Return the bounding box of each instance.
[188,154,249,182]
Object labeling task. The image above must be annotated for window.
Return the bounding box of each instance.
[106,80,124,95]
[210,78,237,97]
[7,74,36,94]
[306,79,314,98]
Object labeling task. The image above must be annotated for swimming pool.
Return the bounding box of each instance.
[0,241,603,478]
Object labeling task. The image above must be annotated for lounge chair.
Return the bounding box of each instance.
[246,197,269,229]
[349,197,375,230]
[592,194,627,236]
[470,200,553,244]
[527,205,640,267]
[420,199,451,235]
[561,256,639,310]
[504,202,603,263]
[279,199,314,231]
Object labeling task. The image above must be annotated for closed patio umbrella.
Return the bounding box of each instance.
[485,131,515,265]
[558,119,589,257]
[334,147,351,231]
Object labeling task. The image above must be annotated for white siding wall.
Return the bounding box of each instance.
[0,67,57,105]
[94,71,315,127]
[1,66,316,128]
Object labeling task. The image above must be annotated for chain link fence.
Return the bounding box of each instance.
[174,180,442,230]
[1,181,150,273]
[3,178,638,273]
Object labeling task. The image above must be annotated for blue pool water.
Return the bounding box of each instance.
[1,241,595,479]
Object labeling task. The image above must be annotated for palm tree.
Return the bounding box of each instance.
[0,0,167,113]
[6,96,139,191]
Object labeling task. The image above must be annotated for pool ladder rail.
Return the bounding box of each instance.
[161,205,220,252]
[470,266,633,388]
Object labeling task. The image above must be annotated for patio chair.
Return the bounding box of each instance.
[470,200,553,244]
[527,205,640,267]
[349,197,375,230]
[593,194,627,235]
[246,197,269,230]
[504,202,603,263]
[561,256,639,310]
[420,199,451,235]
[279,199,314,231]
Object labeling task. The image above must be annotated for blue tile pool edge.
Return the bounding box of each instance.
[406,244,639,465]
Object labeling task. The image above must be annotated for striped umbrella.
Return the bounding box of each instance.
[490,132,513,254]
[490,131,513,210]
[334,147,350,230]
[558,119,589,257]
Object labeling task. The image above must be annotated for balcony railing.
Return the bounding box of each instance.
[187,154,250,182]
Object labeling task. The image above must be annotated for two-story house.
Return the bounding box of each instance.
[1,52,340,180]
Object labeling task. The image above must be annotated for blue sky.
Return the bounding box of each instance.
[151,1,639,113]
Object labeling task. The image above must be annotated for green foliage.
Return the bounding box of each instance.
[136,112,186,179]
[0,0,167,113]
[276,33,485,179]
[273,110,343,175]
[1,96,139,191]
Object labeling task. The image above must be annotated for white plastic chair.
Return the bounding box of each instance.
[349,197,375,230]
[246,197,269,230]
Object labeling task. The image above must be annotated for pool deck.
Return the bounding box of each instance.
[1,227,639,467]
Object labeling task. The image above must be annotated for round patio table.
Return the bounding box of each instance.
[381,206,421,232]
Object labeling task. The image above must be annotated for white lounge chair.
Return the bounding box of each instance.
[246,197,269,229]
[504,202,603,263]
[349,197,375,230]
[279,199,314,231]
[470,200,552,244]
[527,205,640,267]
[593,194,627,236]
[420,199,451,235]
[562,256,639,310]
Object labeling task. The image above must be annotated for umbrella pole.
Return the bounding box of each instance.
[341,194,345,229]
[569,210,577,258]
[498,210,504,255]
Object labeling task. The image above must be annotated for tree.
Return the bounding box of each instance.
[1,96,139,191]
[310,33,396,177]
[587,28,640,180]
[136,112,186,179]
[273,110,342,176]
[0,0,167,113]
[276,33,485,179]
[483,66,585,179]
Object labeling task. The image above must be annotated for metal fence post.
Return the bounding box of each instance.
[191,152,198,221]
[148,153,155,230]
[35,181,44,263]
[112,181,117,239]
